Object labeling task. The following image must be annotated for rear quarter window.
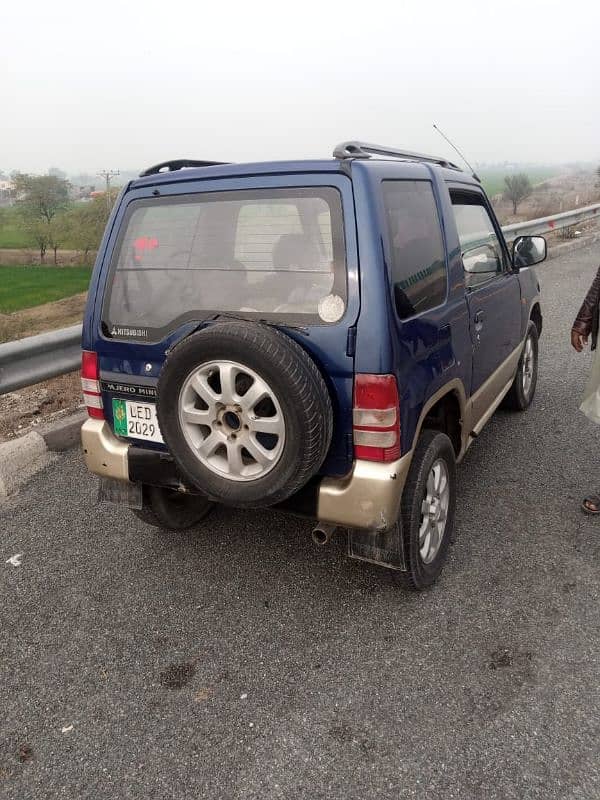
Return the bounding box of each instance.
[382,180,447,320]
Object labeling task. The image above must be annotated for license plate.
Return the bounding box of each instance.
[112,398,164,443]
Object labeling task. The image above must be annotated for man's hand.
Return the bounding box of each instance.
[571,329,588,352]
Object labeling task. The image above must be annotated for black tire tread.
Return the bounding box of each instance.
[395,429,457,592]
[502,321,539,412]
[132,485,214,531]
[157,322,333,507]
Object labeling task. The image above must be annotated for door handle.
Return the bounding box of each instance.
[474,310,484,324]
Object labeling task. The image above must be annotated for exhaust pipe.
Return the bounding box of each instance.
[311,524,337,546]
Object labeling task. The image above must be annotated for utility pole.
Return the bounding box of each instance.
[97,170,119,214]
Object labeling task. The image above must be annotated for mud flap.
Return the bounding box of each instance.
[97,477,143,509]
[347,521,407,571]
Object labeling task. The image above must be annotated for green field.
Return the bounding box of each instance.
[0,205,88,249]
[479,167,563,198]
[0,207,33,248]
[0,266,92,313]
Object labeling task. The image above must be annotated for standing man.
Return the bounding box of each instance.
[572,264,600,513]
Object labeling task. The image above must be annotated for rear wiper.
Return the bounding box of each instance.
[209,313,310,336]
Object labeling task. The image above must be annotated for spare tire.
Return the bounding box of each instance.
[156,321,333,508]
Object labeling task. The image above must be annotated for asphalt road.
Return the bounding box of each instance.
[2,244,600,800]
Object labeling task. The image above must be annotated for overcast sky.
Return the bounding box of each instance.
[2,0,599,174]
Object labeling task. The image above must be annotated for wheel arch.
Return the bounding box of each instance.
[409,380,468,459]
[530,302,543,337]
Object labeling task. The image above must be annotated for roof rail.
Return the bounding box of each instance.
[333,141,461,171]
[139,159,229,177]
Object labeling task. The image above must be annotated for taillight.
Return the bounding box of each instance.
[353,374,400,462]
[81,350,104,419]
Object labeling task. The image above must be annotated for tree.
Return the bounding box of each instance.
[13,173,72,262]
[48,167,67,180]
[22,219,51,263]
[61,189,119,264]
[47,214,72,265]
[61,205,97,264]
[503,173,533,215]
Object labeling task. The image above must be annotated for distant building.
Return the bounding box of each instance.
[0,178,15,206]
[69,184,96,201]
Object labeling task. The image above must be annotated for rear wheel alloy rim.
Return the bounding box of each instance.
[521,335,535,397]
[419,459,450,565]
[178,360,285,482]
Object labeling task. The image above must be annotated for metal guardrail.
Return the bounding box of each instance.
[502,202,600,241]
[0,203,599,396]
[0,324,82,395]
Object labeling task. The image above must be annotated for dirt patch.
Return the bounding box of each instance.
[0,248,94,266]
[0,292,87,343]
[159,662,197,690]
[491,169,600,225]
[489,648,533,673]
[17,744,33,764]
[0,293,88,440]
[0,372,82,442]
[0,293,89,441]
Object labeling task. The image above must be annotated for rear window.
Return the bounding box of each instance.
[103,187,346,340]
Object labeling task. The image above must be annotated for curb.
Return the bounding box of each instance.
[40,410,87,452]
[547,231,600,260]
[0,410,86,498]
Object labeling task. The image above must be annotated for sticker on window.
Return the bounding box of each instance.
[318,294,345,323]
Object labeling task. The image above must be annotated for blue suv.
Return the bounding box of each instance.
[81,141,545,590]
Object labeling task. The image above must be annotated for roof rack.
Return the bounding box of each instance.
[139,159,229,177]
[333,141,461,171]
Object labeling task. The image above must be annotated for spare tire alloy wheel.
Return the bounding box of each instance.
[157,322,333,507]
[179,360,285,481]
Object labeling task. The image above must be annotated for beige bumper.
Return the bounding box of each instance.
[81,418,410,531]
[82,418,130,481]
[317,453,411,531]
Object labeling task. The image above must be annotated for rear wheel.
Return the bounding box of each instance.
[502,322,538,411]
[133,486,214,531]
[395,430,456,591]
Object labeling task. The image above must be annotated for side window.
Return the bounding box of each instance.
[382,180,447,320]
[451,193,505,279]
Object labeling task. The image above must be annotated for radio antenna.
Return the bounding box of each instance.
[433,124,480,182]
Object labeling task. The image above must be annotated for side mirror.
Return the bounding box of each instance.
[512,235,547,269]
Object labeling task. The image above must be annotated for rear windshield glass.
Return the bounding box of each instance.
[103,187,346,340]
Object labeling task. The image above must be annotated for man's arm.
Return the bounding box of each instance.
[572,265,600,351]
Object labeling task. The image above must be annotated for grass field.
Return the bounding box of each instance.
[479,166,563,198]
[0,208,33,248]
[0,266,92,313]
[0,205,87,249]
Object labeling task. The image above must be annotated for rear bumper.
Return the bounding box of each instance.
[81,418,410,531]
